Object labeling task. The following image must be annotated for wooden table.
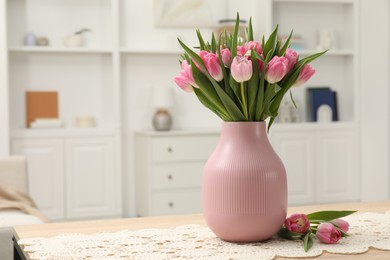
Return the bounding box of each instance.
[13,201,390,260]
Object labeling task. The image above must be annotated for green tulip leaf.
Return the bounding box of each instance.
[191,61,228,117]
[208,75,246,121]
[290,90,297,109]
[307,210,357,221]
[303,233,314,252]
[279,30,293,56]
[247,17,254,42]
[229,73,244,109]
[254,52,265,62]
[277,228,304,240]
[267,116,276,132]
[196,29,206,50]
[248,51,259,120]
[296,49,328,68]
[263,24,278,57]
[194,88,231,121]
[211,32,217,53]
[231,13,240,58]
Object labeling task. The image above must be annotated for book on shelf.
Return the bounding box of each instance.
[30,118,63,129]
[306,87,338,122]
[26,91,58,128]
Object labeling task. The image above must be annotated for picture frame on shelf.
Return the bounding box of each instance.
[153,0,225,28]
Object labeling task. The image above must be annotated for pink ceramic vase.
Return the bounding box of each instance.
[203,121,287,242]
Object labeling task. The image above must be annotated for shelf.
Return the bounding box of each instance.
[120,48,182,55]
[9,46,113,54]
[272,121,357,131]
[297,50,354,56]
[134,128,220,137]
[119,48,353,56]
[135,122,357,137]
[11,128,118,138]
[273,0,354,4]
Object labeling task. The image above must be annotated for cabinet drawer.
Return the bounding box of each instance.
[151,189,202,216]
[151,162,203,189]
[151,135,218,163]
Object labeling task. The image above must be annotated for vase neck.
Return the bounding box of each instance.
[220,122,268,141]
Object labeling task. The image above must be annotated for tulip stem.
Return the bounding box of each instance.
[241,82,248,120]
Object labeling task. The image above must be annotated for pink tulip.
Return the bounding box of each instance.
[237,45,247,56]
[173,60,198,92]
[199,50,223,81]
[231,56,253,82]
[220,47,232,67]
[284,214,310,233]
[293,64,316,87]
[285,48,298,72]
[316,223,342,244]
[245,41,262,54]
[265,56,289,84]
[331,219,349,232]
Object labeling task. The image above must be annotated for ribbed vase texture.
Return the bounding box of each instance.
[203,122,287,242]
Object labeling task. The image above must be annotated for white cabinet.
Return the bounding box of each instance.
[65,137,120,220]
[266,0,361,205]
[315,130,358,203]
[11,138,64,220]
[11,135,121,221]
[134,131,219,216]
[270,123,359,205]
[271,131,315,205]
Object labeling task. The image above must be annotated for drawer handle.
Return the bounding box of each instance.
[169,202,174,208]
[167,147,173,153]
[167,174,173,180]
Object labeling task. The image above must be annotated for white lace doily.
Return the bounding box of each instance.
[19,211,390,260]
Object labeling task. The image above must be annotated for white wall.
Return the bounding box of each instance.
[0,0,9,156]
[360,0,390,200]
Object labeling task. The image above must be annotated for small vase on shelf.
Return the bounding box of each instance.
[151,86,174,131]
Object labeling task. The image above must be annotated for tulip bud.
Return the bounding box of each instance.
[237,45,247,56]
[293,64,316,87]
[245,41,262,54]
[284,214,310,233]
[200,51,223,81]
[220,48,232,68]
[265,56,289,84]
[316,223,342,244]
[285,48,298,72]
[331,219,349,232]
[231,56,253,83]
[174,60,198,92]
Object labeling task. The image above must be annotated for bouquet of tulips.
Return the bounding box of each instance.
[174,14,326,130]
[279,210,356,252]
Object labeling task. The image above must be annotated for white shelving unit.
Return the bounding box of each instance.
[271,0,358,123]
[6,0,122,221]
[9,46,113,54]
[269,0,360,205]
